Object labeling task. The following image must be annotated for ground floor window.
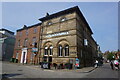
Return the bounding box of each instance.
[16,53,19,59]
[44,47,48,55]
[64,45,69,56]
[58,45,63,56]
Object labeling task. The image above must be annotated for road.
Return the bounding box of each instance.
[1,61,119,79]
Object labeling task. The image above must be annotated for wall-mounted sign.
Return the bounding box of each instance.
[70,52,77,54]
[32,48,38,52]
[75,58,80,67]
[45,31,69,38]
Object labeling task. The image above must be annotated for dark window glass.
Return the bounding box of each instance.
[49,46,53,55]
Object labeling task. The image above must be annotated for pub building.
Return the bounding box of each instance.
[13,6,98,68]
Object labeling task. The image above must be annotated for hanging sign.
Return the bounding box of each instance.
[32,48,38,52]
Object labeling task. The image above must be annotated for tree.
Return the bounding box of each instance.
[107,52,114,60]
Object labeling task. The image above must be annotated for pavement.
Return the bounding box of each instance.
[2,61,119,79]
[6,61,96,73]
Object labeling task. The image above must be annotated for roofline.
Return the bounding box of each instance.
[0,28,14,34]
[17,23,42,32]
[39,6,93,34]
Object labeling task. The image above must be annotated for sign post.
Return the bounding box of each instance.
[75,58,80,68]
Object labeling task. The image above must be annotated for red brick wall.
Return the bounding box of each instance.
[13,25,41,64]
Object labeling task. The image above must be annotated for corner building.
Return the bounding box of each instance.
[39,6,98,67]
[13,6,98,67]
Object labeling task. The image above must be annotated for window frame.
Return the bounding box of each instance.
[24,38,28,47]
[44,46,48,56]
[49,46,53,56]
[33,27,37,33]
[64,45,69,57]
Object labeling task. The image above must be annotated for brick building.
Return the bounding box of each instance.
[13,23,41,64]
[13,6,98,67]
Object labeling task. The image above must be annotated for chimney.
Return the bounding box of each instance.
[46,12,49,17]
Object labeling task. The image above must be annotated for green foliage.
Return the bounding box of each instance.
[107,52,114,60]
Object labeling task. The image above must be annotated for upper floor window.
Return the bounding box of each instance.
[26,30,29,36]
[24,38,28,47]
[32,37,36,46]
[60,17,66,22]
[32,37,36,43]
[47,21,52,25]
[34,28,37,33]
[19,32,22,36]
[18,40,20,47]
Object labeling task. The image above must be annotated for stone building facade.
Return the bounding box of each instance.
[13,6,98,67]
[39,6,98,67]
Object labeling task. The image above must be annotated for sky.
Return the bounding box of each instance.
[1,2,118,53]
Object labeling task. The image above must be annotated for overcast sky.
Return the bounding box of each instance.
[1,2,118,53]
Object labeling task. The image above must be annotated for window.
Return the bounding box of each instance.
[58,45,63,56]
[34,28,37,33]
[49,46,53,56]
[26,30,29,36]
[44,47,48,55]
[32,37,36,44]
[16,53,19,59]
[18,40,20,47]
[19,32,22,36]
[60,17,66,22]
[64,45,69,56]
[47,21,52,25]
[24,38,28,47]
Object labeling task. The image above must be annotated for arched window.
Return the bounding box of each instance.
[44,46,48,55]
[64,45,69,56]
[58,45,63,57]
[49,46,53,56]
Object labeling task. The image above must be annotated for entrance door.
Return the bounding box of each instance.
[22,52,26,63]
[21,48,27,63]
[48,57,52,62]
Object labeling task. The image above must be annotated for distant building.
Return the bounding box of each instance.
[13,6,98,67]
[0,28,15,61]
